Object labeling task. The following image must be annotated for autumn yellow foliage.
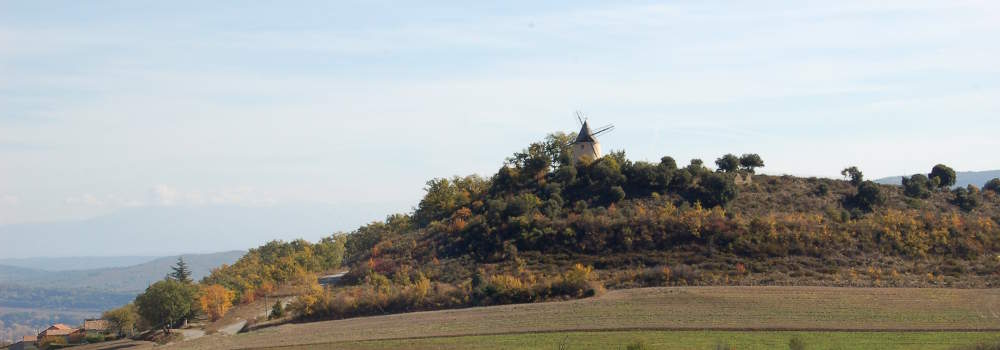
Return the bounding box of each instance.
[199,284,235,321]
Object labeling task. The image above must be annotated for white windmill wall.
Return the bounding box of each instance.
[574,141,602,163]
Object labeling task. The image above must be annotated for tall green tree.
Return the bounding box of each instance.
[714,154,740,173]
[929,164,957,189]
[841,166,864,186]
[169,257,192,283]
[134,279,198,332]
[738,153,765,173]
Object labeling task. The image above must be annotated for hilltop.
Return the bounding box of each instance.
[189,133,1000,327]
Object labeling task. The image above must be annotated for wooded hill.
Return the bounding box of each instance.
[199,132,1000,322]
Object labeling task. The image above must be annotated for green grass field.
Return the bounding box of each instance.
[295,331,1000,350]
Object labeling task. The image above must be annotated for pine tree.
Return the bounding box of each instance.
[169,257,193,283]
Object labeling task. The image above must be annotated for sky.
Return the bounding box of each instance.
[1,1,999,253]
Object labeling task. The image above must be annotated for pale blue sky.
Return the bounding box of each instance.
[1,1,999,234]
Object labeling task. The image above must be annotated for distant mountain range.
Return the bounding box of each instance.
[0,256,160,271]
[0,203,405,259]
[0,251,243,293]
[875,170,1000,188]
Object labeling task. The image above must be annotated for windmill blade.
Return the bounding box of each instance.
[591,125,615,136]
[575,111,586,125]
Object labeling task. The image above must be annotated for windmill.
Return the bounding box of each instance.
[570,111,613,163]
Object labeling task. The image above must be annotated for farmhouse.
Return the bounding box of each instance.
[37,324,84,346]
[9,335,37,350]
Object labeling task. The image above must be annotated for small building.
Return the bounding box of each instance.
[82,319,110,336]
[10,335,38,350]
[37,324,84,346]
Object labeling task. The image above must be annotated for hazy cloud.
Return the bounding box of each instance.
[0,194,18,206]
[0,0,998,227]
[148,185,275,207]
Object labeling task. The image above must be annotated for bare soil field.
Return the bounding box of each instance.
[168,286,1000,350]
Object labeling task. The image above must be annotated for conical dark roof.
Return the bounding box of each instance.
[575,121,596,143]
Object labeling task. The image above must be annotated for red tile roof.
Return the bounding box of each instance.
[42,328,76,336]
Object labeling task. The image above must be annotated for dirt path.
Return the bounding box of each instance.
[216,320,247,336]
[174,328,207,340]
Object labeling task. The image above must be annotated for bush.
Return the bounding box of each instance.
[292,264,599,322]
[814,183,830,196]
[847,181,884,212]
[625,340,648,350]
[984,178,1000,194]
[902,174,932,199]
[788,336,807,350]
[85,334,106,343]
[269,300,285,319]
[952,185,982,212]
[686,172,738,208]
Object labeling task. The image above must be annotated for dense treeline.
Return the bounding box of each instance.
[201,237,346,302]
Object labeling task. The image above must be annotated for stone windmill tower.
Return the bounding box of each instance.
[570,112,614,164]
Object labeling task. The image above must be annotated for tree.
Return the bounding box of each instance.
[659,156,678,170]
[622,161,672,197]
[198,284,235,321]
[901,174,932,199]
[169,257,192,283]
[985,178,1000,194]
[103,304,140,338]
[134,279,198,332]
[929,164,957,189]
[314,234,347,271]
[269,300,285,319]
[715,154,740,173]
[344,214,412,264]
[414,176,488,226]
[686,159,709,176]
[848,181,884,212]
[952,185,982,212]
[685,172,738,208]
[738,153,765,173]
[841,166,864,186]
